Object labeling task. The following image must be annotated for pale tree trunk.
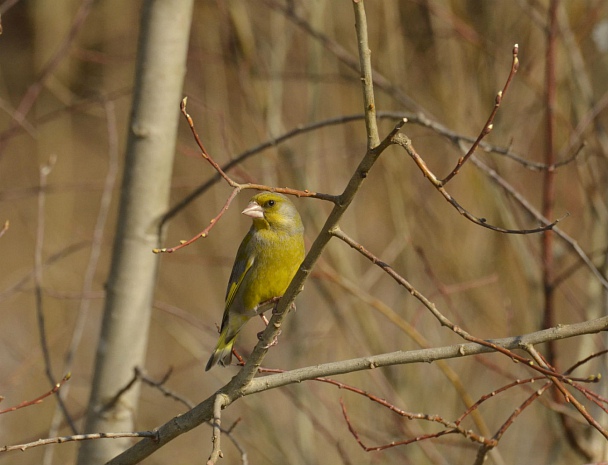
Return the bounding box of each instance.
[77,1,194,464]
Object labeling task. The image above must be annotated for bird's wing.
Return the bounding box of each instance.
[224,231,255,312]
[224,252,255,312]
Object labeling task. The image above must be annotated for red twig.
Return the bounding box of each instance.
[455,377,544,425]
[473,382,552,464]
[154,98,338,254]
[565,349,608,375]
[391,134,564,235]
[154,188,240,254]
[339,398,491,452]
[330,227,597,385]
[0,373,71,415]
[442,44,520,185]
[180,98,235,186]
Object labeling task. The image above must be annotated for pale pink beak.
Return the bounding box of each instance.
[242,201,264,219]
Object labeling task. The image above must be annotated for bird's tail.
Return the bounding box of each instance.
[205,333,235,371]
[205,315,249,371]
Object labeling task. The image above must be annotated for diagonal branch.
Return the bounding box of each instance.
[391,133,564,234]
[106,3,398,463]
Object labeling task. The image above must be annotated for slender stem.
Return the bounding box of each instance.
[542,0,558,352]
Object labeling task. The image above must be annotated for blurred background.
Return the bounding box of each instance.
[1,1,608,464]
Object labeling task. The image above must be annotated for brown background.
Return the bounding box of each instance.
[1,1,608,464]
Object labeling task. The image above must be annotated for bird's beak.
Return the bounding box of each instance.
[242,201,264,219]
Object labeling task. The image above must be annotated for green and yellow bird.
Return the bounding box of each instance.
[205,192,305,371]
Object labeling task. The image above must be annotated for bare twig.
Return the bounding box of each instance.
[0,374,70,415]
[524,344,608,443]
[136,367,193,410]
[34,155,78,434]
[565,350,608,375]
[328,227,602,383]
[316,266,492,438]
[442,44,519,185]
[473,381,552,465]
[340,397,495,451]
[44,100,120,465]
[391,133,563,234]
[455,376,544,426]
[154,100,339,253]
[154,187,241,254]
[470,156,608,290]
[161,109,570,231]
[135,367,249,464]
[0,432,159,453]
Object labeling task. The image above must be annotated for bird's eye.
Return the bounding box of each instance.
[267,200,275,207]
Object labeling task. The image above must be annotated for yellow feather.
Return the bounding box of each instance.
[205,192,305,371]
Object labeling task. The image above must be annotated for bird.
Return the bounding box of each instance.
[205,192,305,371]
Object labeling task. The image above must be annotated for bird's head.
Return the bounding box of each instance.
[242,192,303,234]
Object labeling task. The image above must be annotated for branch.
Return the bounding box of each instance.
[207,395,227,465]
[391,133,564,234]
[0,432,158,453]
[340,398,491,452]
[107,3,406,462]
[329,227,605,382]
[442,44,519,185]
[154,99,339,254]
[104,312,608,465]
[0,374,70,415]
[242,317,608,395]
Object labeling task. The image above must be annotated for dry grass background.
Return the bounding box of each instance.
[1,1,608,464]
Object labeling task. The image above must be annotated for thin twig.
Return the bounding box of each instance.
[455,376,544,425]
[0,374,71,415]
[442,44,519,185]
[523,344,608,442]
[44,100,120,465]
[0,432,159,453]
[391,133,563,235]
[135,367,248,464]
[340,398,494,452]
[154,188,241,254]
[34,155,78,434]
[329,227,598,382]
[316,265,492,438]
[565,350,608,375]
[471,156,608,291]
[154,99,339,253]
[473,381,552,465]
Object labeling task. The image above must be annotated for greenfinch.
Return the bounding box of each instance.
[205,192,305,371]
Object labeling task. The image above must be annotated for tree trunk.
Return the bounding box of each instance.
[77,1,194,463]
